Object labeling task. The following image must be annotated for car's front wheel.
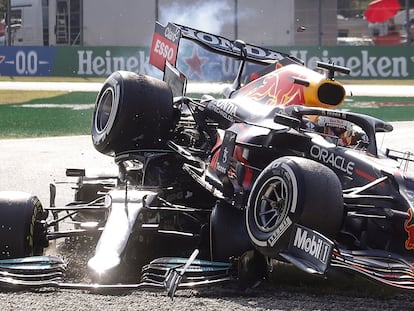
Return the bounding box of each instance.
[245,156,343,258]
[0,191,48,259]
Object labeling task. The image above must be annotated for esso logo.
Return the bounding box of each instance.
[154,39,174,61]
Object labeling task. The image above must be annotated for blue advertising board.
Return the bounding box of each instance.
[0,47,57,76]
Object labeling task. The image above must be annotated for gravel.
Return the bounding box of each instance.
[0,280,413,311]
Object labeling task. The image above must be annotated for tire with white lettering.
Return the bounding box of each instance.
[0,191,48,259]
[245,156,343,258]
[92,71,175,156]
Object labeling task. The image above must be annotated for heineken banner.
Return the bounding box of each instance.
[0,45,413,80]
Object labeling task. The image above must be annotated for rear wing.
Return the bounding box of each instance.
[150,22,302,72]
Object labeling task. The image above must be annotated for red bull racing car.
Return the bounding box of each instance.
[0,22,414,297]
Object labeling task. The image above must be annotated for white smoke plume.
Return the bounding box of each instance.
[159,1,233,34]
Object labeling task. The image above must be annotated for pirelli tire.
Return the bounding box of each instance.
[92,71,175,156]
[245,156,344,258]
[0,191,48,259]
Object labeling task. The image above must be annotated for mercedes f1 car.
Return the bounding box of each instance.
[1,22,414,297]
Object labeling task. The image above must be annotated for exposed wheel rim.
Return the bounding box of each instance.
[253,176,290,233]
[95,88,115,134]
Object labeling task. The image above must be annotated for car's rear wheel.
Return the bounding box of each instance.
[0,191,48,259]
[246,156,343,258]
[91,71,176,156]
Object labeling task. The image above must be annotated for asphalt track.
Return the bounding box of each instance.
[0,135,117,207]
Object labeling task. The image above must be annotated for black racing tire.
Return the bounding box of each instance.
[246,156,343,258]
[0,191,48,259]
[91,71,175,156]
[210,201,252,262]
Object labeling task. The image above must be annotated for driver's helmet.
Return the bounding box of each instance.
[315,116,368,147]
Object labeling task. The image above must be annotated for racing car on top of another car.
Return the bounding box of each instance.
[0,22,414,297]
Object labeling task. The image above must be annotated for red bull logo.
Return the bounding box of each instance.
[237,63,345,109]
[404,208,414,250]
[238,67,305,106]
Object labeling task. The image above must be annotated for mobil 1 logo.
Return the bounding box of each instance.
[287,224,334,274]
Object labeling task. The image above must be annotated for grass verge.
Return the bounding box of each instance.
[0,92,96,138]
[0,90,69,104]
[0,91,413,138]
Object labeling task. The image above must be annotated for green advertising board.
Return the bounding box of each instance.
[53,46,152,77]
[285,46,414,80]
[1,45,413,79]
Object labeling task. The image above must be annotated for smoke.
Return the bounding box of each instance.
[159,1,233,34]
[157,1,255,81]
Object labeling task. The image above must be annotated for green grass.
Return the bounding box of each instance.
[343,106,414,121]
[340,79,414,85]
[342,96,414,121]
[0,92,96,138]
[0,90,69,104]
[0,91,413,138]
[2,76,414,85]
[0,76,105,83]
